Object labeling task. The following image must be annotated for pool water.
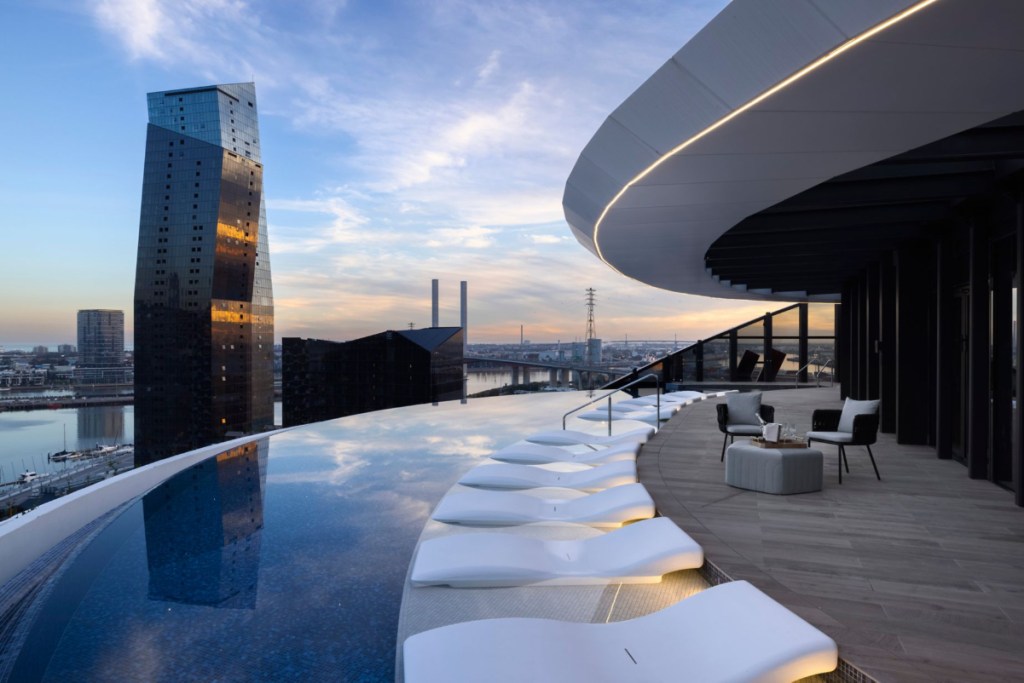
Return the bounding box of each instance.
[6,392,599,682]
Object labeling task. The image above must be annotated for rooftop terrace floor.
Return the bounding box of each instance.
[640,387,1024,683]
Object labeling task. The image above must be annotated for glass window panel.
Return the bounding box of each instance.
[678,348,698,382]
[736,319,765,338]
[736,342,763,381]
[771,306,800,337]
[807,303,836,337]
[701,339,730,380]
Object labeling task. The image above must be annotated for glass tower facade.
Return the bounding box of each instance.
[134,83,274,466]
[76,309,124,367]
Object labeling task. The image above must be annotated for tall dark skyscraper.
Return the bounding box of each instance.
[134,82,274,465]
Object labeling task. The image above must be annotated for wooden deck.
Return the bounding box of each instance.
[639,387,1024,683]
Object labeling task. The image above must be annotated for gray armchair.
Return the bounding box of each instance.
[806,399,880,484]
[717,402,775,461]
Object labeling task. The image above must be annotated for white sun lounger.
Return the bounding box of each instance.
[459,460,637,491]
[403,579,839,682]
[490,442,639,466]
[431,482,655,527]
[525,427,655,446]
[410,516,702,587]
[611,401,681,413]
[615,397,683,409]
[615,394,704,409]
[664,390,710,401]
[577,405,677,423]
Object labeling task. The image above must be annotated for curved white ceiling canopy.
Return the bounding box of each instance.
[563,0,1024,300]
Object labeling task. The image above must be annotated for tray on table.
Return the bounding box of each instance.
[748,437,809,449]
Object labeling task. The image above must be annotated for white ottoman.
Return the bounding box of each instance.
[725,442,823,494]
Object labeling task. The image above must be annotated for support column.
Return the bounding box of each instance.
[866,263,880,400]
[549,368,557,386]
[967,219,990,479]
[879,257,897,433]
[896,245,931,445]
[695,341,704,383]
[729,330,738,382]
[1016,196,1024,506]
[839,285,853,400]
[522,366,530,384]
[935,239,954,459]
[992,247,1012,483]
[511,366,519,385]
[431,279,439,328]
[798,304,808,383]
[857,271,869,399]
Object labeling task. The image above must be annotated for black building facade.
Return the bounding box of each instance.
[703,114,1024,507]
[134,83,274,465]
[283,328,464,427]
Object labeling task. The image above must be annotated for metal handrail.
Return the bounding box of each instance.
[794,356,821,384]
[562,373,660,436]
[815,359,834,387]
[794,356,834,387]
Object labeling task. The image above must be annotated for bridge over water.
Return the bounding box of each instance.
[464,355,631,388]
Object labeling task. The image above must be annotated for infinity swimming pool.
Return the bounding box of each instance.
[3,392,597,682]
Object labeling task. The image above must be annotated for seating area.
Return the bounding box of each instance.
[638,387,1024,681]
[716,391,884,493]
[402,394,841,682]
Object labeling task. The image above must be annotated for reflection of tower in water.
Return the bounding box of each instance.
[143,439,267,608]
[76,406,125,445]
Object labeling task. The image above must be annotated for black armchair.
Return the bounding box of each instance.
[717,403,775,461]
[807,409,880,484]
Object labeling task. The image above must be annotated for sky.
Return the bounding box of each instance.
[0,0,787,347]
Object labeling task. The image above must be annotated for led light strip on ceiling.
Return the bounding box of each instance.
[591,0,941,275]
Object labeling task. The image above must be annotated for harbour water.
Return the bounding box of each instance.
[0,405,135,482]
[0,401,286,484]
[0,373,532,482]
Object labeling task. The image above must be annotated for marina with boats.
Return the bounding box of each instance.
[0,444,135,519]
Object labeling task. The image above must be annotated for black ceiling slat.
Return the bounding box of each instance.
[705,108,1024,296]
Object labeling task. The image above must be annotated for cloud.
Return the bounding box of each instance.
[92,0,250,69]
[425,226,496,249]
[84,0,744,344]
[529,234,565,245]
[477,49,502,83]
[267,195,392,253]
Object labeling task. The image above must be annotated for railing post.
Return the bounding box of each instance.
[798,303,809,383]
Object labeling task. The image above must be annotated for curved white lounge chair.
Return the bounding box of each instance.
[616,392,708,409]
[404,580,838,682]
[615,396,685,409]
[577,405,677,423]
[490,442,639,466]
[525,427,655,446]
[410,516,702,587]
[431,482,655,527]
[459,460,637,491]
[664,390,709,401]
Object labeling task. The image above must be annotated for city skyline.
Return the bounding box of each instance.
[0,0,787,347]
